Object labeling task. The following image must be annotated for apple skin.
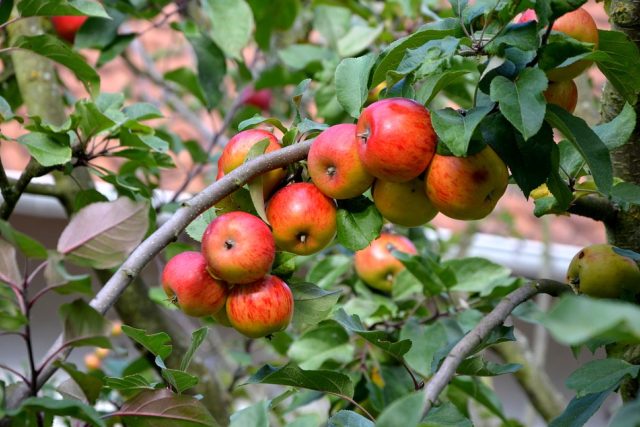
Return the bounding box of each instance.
[425,145,508,221]
[373,177,438,227]
[201,212,276,284]
[356,98,437,182]
[354,233,418,293]
[226,275,294,338]
[519,8,598,81]
[307,124,374,199]
[51,16,88,43]
[566,244,640,299]
[218,129,286,197]
[544,79,578,113]
[266,182,337,255]
[84,353,101,371]
[240,87,272,111]
[162,251,227,317]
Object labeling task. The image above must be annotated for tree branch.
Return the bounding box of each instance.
[0,159,58,220]
[421,279,571,417]
[567,195,618,226]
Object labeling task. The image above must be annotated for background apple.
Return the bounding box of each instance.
[201,212,275,284]
[240,87,272,111]
[357,98,437,182]
[373,177,438,227]
[51,16,88,43]
[162,251,227,317]
[226,275,294,338]
[307,123,374,199]
[425,145,509,220]
[544,79,578,113]
[266,182,337,255]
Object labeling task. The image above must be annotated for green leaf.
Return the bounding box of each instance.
[180,327,208,372]
[105,374,154,393]
[246,363,354,397]
[336,196,383,251]
[60,299,111,349]
[0,220,47,259]
[0,96,17,122]
[592,30,640,104]
[400,319,449,377]
[328,410,373,427]
[450,376,506,421]
[611,182,640,206]
[305,254,351,289]
[164,67,208,107]
[121,325,172,359]
[593,103,636,151]
[186,208,216,243]
[55,361,103,405]
[539,295,640,346]
[73,100,116,139]
[416,63,477,106]
[457,356,521,377]
[376,392,423,427]
[245,138,271,224]
[446,257,513,296]
[12,35,100,97]
[566,358,640,398]
[423,402,473,427]
[484,21,539,54]
[230,400,269,427]
[0,238,22,286]
[0,0,14,26]
[334,308,411,358]
[18,0,109,18]
[393,252,450,296]
[203,0,254,59]
[18,132,71,167]
[290,282,341,329]
[162,369,199,394]
[490,68,548,140]
[238,114,288,134]
[287,321,354,369]
[337,25,383,57]
[0,286,27,331]
[312,5,350,48]
[609,398,640,427]
[335,53,377,118]
[545,104,613,194]
[185,33,226,109]
[75,10,124,50]
[43,253,92,296]
[249,0,299,50]
[431,106,492,156]
[6,396,105,427]
[278,44,334,70]
[549,389,611,427]
[547,143,573,211]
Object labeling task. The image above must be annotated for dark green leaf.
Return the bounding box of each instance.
[60,299,111,349]
[105,374,154,393]
[393,252,449,296]
[17,132,71,167]
[246,363,354,397]
[180,327,208,372]
[376,392,423,427]
[423,402,473,427]
[611,182,640,206]
[485,21,539,54]
[55,361,103,405]
[0,0,13,25]
[609,398,640,427]
[75,10,124,50]
[593,102,636,151]
[0,220,47,259]
[73,100,116,139]
[336,196,383,251]
[185,33,226,109]
[450,376,506,421]
[335,53,377,118]
[546,143,573,211]
[591,30,640,104]
[6,396,105,427]
[290,282,341,328]
[121,325,172,359]
[457,356,521,377]
[162,369,198,394]
[431,106,492,156]
[18,0,109,18]
[328,410,373,427]
[549,389,611,427]
[164,67,208,106]
[566,358,640,397]
[305,254,351,289]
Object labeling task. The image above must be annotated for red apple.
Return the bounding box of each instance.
[218,129,286,197]
[51,16,88,43]
[425,145,509,221]
[226,275,294,338]
[266,182,337,255]
[356,98,437,182]
[373,177,438,227]
[240,87,272,111]
[544,79,578,113]
[354,233,418,292]
[162,251,227,317]
[307,124,374,199]
[201,211,276,284]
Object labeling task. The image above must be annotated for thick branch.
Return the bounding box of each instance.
[422,279,571,416]
[0,159,57,220]
[567,195,618,226]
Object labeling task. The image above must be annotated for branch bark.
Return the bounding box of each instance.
[567,195,618,226]
[421,279,571,417]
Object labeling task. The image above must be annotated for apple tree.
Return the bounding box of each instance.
[1,0,640,426]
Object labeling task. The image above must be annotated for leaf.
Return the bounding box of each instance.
[334,308,411,358]
[0,220,49,260]
[393,252,449,296]
[162,369,199,394]
[337,25,383,57]
[591,30,640,104]
[246,363,354,397]
[203,0,254,59]
[305,254,351,289]
[278,44,334,70]
[545,105,612,194]
[44,253,92,296]
[55,361,103,405]
[0,286,27,331]
[538,295,640,346]
[12,35,100,97]
[185,208,216,243]
[105,374,154,393]
[0,238,22,286]
[547,143,573,211]
[431,106,492,156]
[593,102,636,151]
[6,396,105,427]
[457,356,521,377]
[57,197,149,269]
[290,282,341,328]
[238,114,288,134]
[184,33,226,109]
[73,100,116,139]
[164,67,208,107]
[611,182,640,207]
[328,410,373,427]
[609,398,640,427]
[566,358,640,398]
[549,389,612,427]
[60,299,111,349]
[229,400,269,427]
[376,392,423,427]
[422,402,473,427]
[17,132,71,167]
[450,376,506,421]
[287,322,354,369]
[17,0,109,18]
[180,327,208,372]
[111,388,220,427]
[484,21,539,54]
[121,325,172,360]
[335,53,377,118]
[445,258,512,296]
[336,196,383,251]
[400,319,450,377]
[489,68,548,140]
[244,138,271,224]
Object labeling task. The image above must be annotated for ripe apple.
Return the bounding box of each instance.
[240,87,272,111]
[95,348,110,359]
[373,177,438,227]
[226,275,294,338]
[356,98,437,182]
[307,124,374,199]
[544,80,578,113]
[51,16,88,43]
[111,321,123,337]
[84,353,101,371]
[218,129,286,197]
[162,251,227,317]
[201,211,275,284]
[566,244,640,299]
[518,8,598,81]
[354,233,418,292]
[425,145,509,221]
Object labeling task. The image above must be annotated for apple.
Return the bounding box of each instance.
[218,129,286,197]
[373,177,438,227]
[226,275,294,338]
[566,244,640,299]
[544,79,578,113]
[84,353,101,371]
[95,348,110,359]
[356,98,438,182]
[51,16,88,43]
[354,233,418,292]
[111,321,123,337]
[201,211,275,284]
[240,87,272,111]
[307,124,374,199]
[266,182,337,255]
[162,251,227,317]
[518,8,598,81]
[425,145,509,221]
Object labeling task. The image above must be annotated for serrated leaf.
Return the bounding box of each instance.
[290,282,341,328]
[246,363,354,397]
[17,132,71,167]
[0,238,22,286]
[122,325,172,360]
[60,299,111,349]
[336,197,383,251]
[431,106,492,156]
[335,53,377,118]
[57,197,149,269]
[180,327,208,372]
[566,358,640,397]
[162,369,199,394]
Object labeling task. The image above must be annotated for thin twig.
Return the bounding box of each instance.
[0,364,31,385]
[332,393,376,422]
